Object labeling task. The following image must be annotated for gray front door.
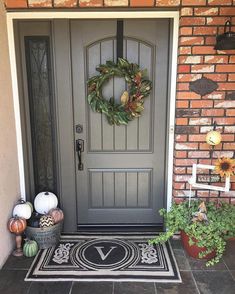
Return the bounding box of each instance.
[70,20,170,227]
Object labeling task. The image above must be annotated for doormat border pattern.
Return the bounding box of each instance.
[25,233,181,283]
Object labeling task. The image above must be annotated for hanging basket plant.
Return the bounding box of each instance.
[87,58,152,126]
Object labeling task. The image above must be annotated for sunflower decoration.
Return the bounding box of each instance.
[214,157,235,177]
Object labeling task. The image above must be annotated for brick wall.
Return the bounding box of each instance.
[3,0,235,202]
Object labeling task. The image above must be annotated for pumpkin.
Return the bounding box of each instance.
[26,201,34,213]
[8,216,27,234]
[12,199,32,220]
[48,208,64,224]
[39,215,55,228]
[27,212,42,228]
[23,239,38,257]
[34,191,58,214]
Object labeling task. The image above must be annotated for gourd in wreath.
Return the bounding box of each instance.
[34,191,58,214]
[39,215,55,228]
[27,212,43,228]
[12,199,32,220]
[23,240,38,257]
[8,216,27,235]
[48,208,64,224]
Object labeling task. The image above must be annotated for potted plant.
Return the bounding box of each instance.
[150,200,235,266]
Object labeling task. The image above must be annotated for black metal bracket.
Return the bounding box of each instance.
[76,139,84,171]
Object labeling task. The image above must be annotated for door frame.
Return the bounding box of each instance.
[7,11,179,231]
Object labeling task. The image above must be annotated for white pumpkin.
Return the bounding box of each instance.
[12,200,32,220]
[34,191,58,214]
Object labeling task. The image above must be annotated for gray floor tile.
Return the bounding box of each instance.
[2,255,34,270]
[114,282,155,294]
[173,249,191,270]
[155,271,199,294]
[223,240,235,270]
[71,282,113,294]
[170,239,183,250]
[193,270,235,294]
[0,270,31,294]
[28,281,72,294]
[186,254,227,271]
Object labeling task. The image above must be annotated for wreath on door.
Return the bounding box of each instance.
[87,58,152,126]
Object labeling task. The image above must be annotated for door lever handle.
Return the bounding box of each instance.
[76,139,84,170]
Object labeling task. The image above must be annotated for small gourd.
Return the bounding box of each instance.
[39,215,55,228]
[48,208,64,224]
[23,240,38,257]
[12,199,32,220]
[34,192,58,214]
[8,216,27,234]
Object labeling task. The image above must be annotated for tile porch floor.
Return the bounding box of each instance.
[0,239,235,294]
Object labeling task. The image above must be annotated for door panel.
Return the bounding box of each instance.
[71,20,170,226]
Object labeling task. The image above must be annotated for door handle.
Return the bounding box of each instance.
[76,139,84,171]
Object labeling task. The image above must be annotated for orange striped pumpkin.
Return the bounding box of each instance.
[7,217,26,234]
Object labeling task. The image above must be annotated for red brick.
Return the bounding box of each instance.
[205,92,225,100]
[205,36,216,45]
[193,26,217,35]
[189,118,212,125]
[214,100,235,108]
[176,118,188,125]
[175,143,198,150]
[28,0,52,7]
[175,159,198,166]
[179,55,202,64]
[224,143,235,150]
[175,134,187,142]
[208,0,231,5]
[178,65,190,73]
[180,36,204,46]
[174,167,187,174]
[180,27,193,36]
[204,73,227,81]
[4,0,27,7]
[216,118,235,125]
[79,0,103,6]
[189,134,208,142]
[177,83,189,91]
[216,65,235,72]
[222,134,235,141]
[175,151,187,159]
[204,56,228,64]
[130,0,154,6]
[188,151,210,158]
[173,182,186,189]
[218,83,235,91]
[156,0,180,6]
[180,7,193,16]
[180,17,206,26]
[224,126,235,133]
[207,17,230,25]
[228,74,235,81]
[178,73,202,82]
[182,0,206,5]
[194,7,218,16]
[192,46,216,55]
[176,100,189,108]
[220,7,235,15]
[177,92,201,100]
[55,0,77,7]
[104,0,128,6]
[229,56,235,63]
[179,47,192,55]
[190,100,213,108]
[226,109,235,116]
[191,64,215,73]
[201,109,224,116]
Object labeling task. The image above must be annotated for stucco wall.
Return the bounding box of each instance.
[0,1,20,268]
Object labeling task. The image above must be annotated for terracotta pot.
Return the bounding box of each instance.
[181,230,216,260]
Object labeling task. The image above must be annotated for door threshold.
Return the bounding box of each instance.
[77,224,164,233]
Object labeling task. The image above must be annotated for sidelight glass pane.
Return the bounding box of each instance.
[25,37,56,194]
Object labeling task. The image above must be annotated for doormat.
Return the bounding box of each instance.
[25,233,181,283]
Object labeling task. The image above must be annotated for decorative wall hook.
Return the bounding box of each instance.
[214,20,235,50]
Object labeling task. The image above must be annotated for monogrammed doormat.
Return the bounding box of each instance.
[25,233,181,283]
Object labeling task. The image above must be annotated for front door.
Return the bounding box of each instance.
[18,19,170,231]
[70,20,169,228]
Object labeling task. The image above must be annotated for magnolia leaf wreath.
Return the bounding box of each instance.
[87,58,152,125]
